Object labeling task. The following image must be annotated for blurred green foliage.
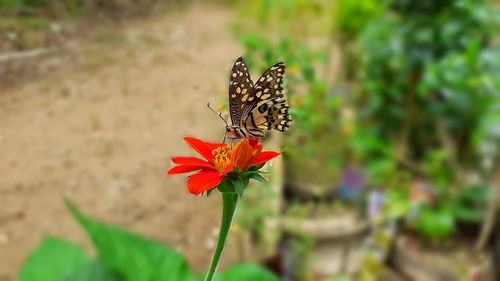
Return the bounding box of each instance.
[1,0,45,7]
[360,0,499,176]
[19,200,281,281]
[404,184,488,240]
[0,0,160,51]
[358,0,499,239]
[233,0,386,188]
[233,0,499,241]
[19,237,92,281]
[237,183,279,243]
[0,0,157,10]
[453,185,488,223]
[237,34,344,186]
[332,0,384,44]
[0,0,160,20]
[414,204,455,239]
[216,264,280,281]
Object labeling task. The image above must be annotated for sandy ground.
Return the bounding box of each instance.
[0,4,244,280]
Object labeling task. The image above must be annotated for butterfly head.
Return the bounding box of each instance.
[225,125,240,136]
[225,125,251,139]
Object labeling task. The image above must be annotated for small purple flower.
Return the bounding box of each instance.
[339,167,366,200]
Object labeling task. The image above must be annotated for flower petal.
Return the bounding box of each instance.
[249,146,263,165]
[183,137,224,163]
[220,162,236,176]
[249,138,259,147]
[252,151,280,166]
[172,156,212,166]
[167,164,216,175]
[231,140,254,170]
[187,170,224,195]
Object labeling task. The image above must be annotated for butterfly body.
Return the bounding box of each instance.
[226,57,292,139]
[225,125,257,139]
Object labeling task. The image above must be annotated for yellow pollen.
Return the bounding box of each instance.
[212,146,232,172]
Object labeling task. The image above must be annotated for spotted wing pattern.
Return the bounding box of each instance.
[240,61,291,135]
[228,57,253,126]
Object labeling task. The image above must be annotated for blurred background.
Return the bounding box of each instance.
[1,0,500,280]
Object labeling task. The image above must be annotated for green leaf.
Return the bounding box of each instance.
[454,205,484,223]
[65,200,195,281]
[61,260,122,281]
[247,163,265,171]
[231,178,245,197]
[249,173,267,184]
[242,170,268,176]
[216,264,280,281]
[18,237,89,281]
[415,206,455,239]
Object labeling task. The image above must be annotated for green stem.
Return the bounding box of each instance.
[204,191,238,281]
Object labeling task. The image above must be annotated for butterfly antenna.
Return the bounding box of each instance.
[207,103,229,126]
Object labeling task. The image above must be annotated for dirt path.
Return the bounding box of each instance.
[0,4,243,280]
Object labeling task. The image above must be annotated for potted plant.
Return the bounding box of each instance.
[356,1,500,279]
[231,1,387,278]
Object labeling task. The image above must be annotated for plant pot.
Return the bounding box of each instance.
[284,166,365,202]
[281,209,370,278]
[389,234,494,281]
[285,181,338,201]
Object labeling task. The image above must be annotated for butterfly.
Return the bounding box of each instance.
[211,57,292,141]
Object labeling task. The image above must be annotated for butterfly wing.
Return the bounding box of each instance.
[241,62,285,118]
[243,99,291,135]
[228,57,253,126]
[240,62,291,135]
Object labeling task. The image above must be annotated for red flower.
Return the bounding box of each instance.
[168,138,280,195]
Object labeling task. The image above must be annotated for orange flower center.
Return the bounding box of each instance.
[212,145,232,172]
